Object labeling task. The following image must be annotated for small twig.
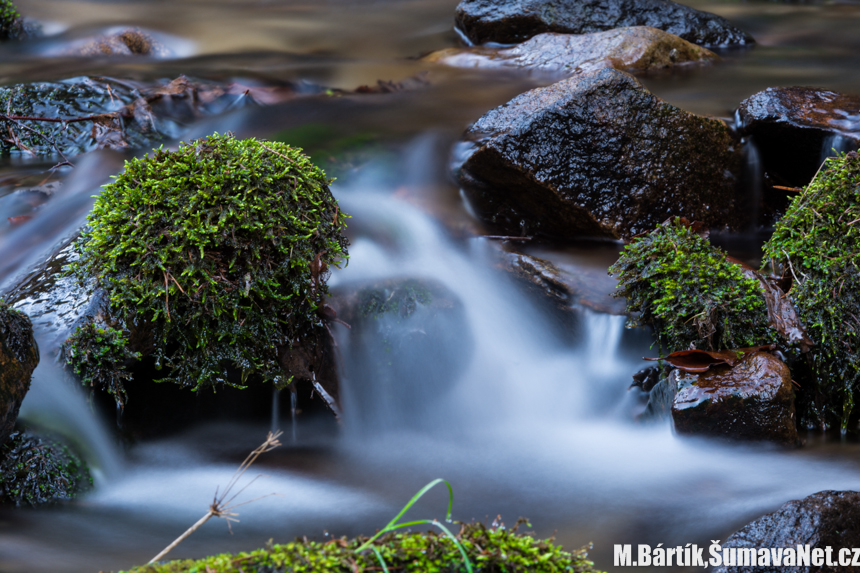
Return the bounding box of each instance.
[148,431,283,564]
[311,372,342,420]
[773,185,802,193]
[0,112,114,124]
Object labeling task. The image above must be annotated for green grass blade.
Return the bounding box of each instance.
[371,547,390,573]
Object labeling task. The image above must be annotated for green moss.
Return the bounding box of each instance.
[125,521,602,573]
[67,133,348,403]
[64,323,140,405]
[0,430,92,506]
[610,218,776,353]
[762,150,860,430]
[0,0,25,40]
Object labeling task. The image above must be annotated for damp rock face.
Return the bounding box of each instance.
[671,351,798,445]
[0,303,38,447]
[713,490,860,573]
[454,0,754,47]
[426,27,717,75]
[332,278,473,429]
[737,87,860,187]
[458,68,743,240]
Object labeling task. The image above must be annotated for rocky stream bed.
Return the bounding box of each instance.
[1,0,860,571]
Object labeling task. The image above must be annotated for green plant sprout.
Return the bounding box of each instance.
[356,478,473,573]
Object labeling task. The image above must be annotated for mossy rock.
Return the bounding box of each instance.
[610,218,777,353]
[126,521,602,573]
[66,133,348,407]
[0,428,92,506]
[0,301,38,447]
[763,151,860,430]
[0,0,37,41]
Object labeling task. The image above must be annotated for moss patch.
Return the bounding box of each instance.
[127,521,602,573]
[0,429,92,506]
[67,133,348,404]
[762,151,860,429]
[610,218,776,353]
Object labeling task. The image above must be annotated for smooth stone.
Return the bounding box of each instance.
[738,86,860,187]
[426,27,717,75]
[454,0,754,46]
[0,304,38,447]
[671,351,798,445]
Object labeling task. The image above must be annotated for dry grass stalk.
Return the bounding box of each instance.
[148,430,284,564]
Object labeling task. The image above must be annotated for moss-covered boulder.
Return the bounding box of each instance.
[426,28,717,76]
[457,68,743,240]
[0,302,38,447]
[763,151,860,430]
[127,522,602,573]
[454,0,753,46]
[65,133,348,408]
[610,218,777,353]
[0,429,91,506]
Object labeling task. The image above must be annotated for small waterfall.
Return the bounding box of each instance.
[271,387,280,434]
[819,133,855,166]
[291,390,298,443]
[742,137,763,226]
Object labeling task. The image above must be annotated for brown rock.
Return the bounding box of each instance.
[426,28,717,76]
[0,303,38,447]
[737,87,860,187]
[671,351,798,445]
[458,68,743,240]
[68,28,172,57]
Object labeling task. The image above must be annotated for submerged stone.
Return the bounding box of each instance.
[0,302,38,447]
[427,27,717,76]
[671,351,798,445]
[737,86,860,187]
[458,68,743,240]
[331,278,472,429]
[714,490,860,573]
[454,0,754,46]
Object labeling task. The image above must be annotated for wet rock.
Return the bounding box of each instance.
[0,303,38,447]
[737,87,860,187]
[331,278,473,429]
[714,490,860,573]
[426,28,717,75]
[454,0,754,46]
[0,428,91,506]
[458,68,743,240]
[67,28,172,57]
[501,252,626,315]
[671,351,798,445]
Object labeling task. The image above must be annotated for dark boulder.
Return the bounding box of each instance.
[714,490,860,572]
[426,27,717,75]
[672,351,798,445]
[0,303,38,447]
[331,278,473,429]
[737,87,860,187]
[454,0,753,46]
[458,68,743,240]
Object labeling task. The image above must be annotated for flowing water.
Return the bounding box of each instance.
[2,0,860,571]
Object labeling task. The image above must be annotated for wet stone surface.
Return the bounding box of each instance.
[458,68,744,241]
[426,27,717,76]
[65,28,173,57]
[454,0,754,46]
[671,351,798,446]
[737,87,860,187]
[0,303,38,448]
[714,490,860,573]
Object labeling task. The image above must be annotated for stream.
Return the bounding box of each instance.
[1,0,860,571]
